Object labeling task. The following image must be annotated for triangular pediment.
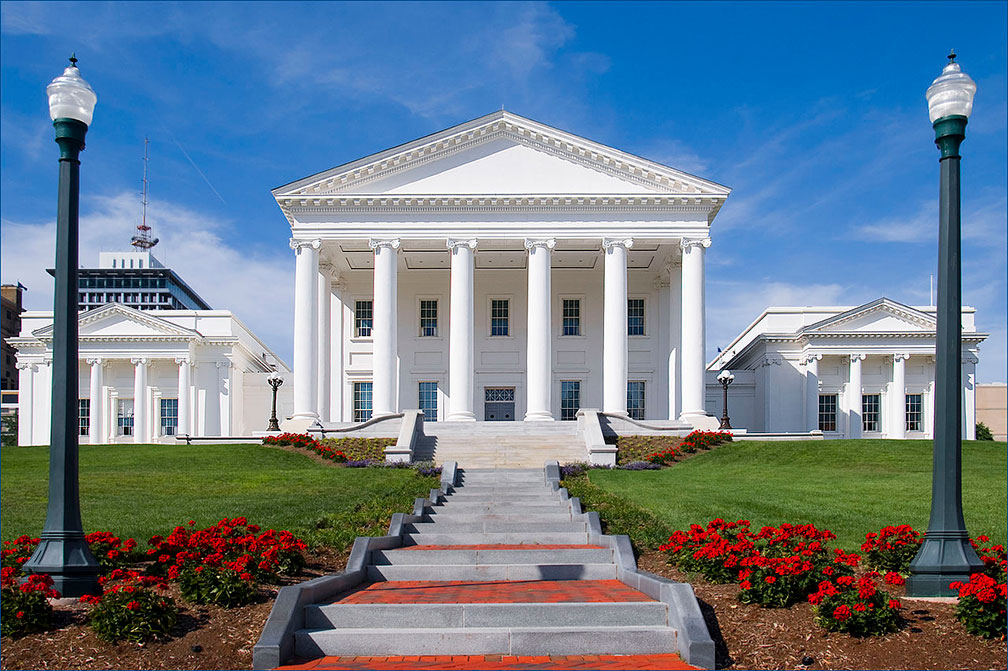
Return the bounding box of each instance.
[32,304,202,340]
[274,111,730,199]
[802,298,936,334]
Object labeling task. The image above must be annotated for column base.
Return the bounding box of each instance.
[906,530,985,597]
[23,532,100,597]
[524,412,555,422]
[446,411,476,422]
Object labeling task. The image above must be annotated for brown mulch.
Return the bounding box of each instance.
[636,550,1008,670]
[0,548,348,671]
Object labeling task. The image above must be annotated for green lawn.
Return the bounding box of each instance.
[586,439,1007,550]
[0,443,437,549]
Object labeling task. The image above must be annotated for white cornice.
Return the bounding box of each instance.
[31,304,203,340]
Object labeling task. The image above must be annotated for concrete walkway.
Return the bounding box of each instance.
[286,468,694,666]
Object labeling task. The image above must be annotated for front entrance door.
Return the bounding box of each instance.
[484,387,515,421]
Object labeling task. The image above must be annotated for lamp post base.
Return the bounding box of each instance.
[906,530,984,597]
[23,532,100,598]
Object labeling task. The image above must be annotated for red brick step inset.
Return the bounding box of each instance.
[278,653,697,670]
[331,580,653,605]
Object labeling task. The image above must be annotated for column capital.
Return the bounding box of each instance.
[446,238,478,251]
[602,237,633,251]
[680,237,712,251]
[216,359,232,370]
[962,352,979,365]
[15,361,36,372]
[289,238,321,252]
[849,353,866,364]
[802,353,823,365]
[760,355,783,367]
[524,238,556,251]
[368,237,400,251]
[893,353,911,363]
[174,357,191,366]
[130,357,149,367]
[85,357,105,366]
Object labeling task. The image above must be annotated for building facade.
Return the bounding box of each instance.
[2,283,26,392]
[705,298,987,439]
[59,251,212,313]
[274,111,731,429]
[11,304,289,445]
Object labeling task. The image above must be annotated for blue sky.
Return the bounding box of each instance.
[2,1,1006,382]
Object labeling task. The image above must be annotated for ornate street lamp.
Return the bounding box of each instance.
[907,52,983,597]
[267,375,284,432]
[717,370,734,430]
[22,56,101,597]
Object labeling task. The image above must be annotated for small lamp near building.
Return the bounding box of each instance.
[267,374,284,432]
[907,52,984,597]
[717,369,734,430]
[22,56,101,597]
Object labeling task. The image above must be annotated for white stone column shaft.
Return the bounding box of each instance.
[132,357,148,444]
[290,238,321,420]
[17,362,34,446]
[848,354,864,439]
[963,353,977,440]
[667,262,682,421]
[317,267,332,423]
[805,354,821,432]
[370,238,400,417]
[447,239,477,421]
[218,360,232,436]
[331,278,345,422]
[890,354,907,439]
[679,237,711,421]
[525,238,555,421]
[88,358,104,444]
[602,238,633,414]
[176,358,191,436]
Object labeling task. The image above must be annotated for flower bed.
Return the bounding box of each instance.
[810,571,904,636]
[614,430,733,466]
[861,524,922,573]
[83,569,178,642]
[0,567,59,638]
[319,437,393,461]
[263,432,349,462]
[950,535,1007,638]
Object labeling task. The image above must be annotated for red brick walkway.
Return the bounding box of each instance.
[278,654,696,670]
[402,544,606,551]
[331,580,653,605]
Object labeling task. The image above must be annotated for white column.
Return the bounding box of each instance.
[602,238,633,414]
[890,354,907,439]
[679,237,711,422]
[317,265,332,424]
[131,357,149,444]
[16,362,35,446]
[525,238,555,421]
[963,352,978,440]
[176,357,191,436]
[804,353,821,432]
[447,238,477,421]
[87,358,104,444]
[218,360,232,436]
[290,238,321,421]
[370,238,400,417]
[667,261,682,421]
[331,276,346,422]
[848,354,864,439]
[108,390,119,442]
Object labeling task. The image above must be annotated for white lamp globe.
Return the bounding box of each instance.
[46,56,97,126]
[926,53,977,123]
[717,370,734,384]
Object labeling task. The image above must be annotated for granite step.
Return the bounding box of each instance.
[365,562,617,581]
[404,531,590,546]
[372,547,613,565]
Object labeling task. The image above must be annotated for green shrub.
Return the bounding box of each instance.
[975,422,994,441]
[83,570,177,643]
[177,565,257,607]
[318,437,395,461]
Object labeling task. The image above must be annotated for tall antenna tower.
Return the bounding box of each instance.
[131,138,159,250]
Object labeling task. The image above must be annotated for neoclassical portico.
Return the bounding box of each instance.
[277,111,731,429]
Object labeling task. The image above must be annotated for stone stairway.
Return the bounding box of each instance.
[414,424,588,467]
[289,468,691,661]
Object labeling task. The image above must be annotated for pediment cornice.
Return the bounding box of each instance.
[800,298,936,334]
[31,304,203,340]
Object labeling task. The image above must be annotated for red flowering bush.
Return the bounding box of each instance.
[950,572,1007,638]
[861,525,922,573]
[660,518,757,583]
[264,432,350,462]
[83,569,177,642]
[85,531,140,572]
[810,571,903,636]
[677,430,733,453]
[971,535,1007,579]
[1,535,39,571]
[319,437,394,462]
[0,567,59,638]
[177,563,257,607]
[646,446,679,465]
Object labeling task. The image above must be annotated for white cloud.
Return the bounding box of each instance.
[0,192,294,364]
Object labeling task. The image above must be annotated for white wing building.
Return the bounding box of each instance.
[274,111,731,430]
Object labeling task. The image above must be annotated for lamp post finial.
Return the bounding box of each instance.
[69,53,78,67]
[947,50,956,64]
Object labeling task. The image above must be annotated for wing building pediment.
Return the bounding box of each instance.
[801,298,936,335]
[32,304,202,340]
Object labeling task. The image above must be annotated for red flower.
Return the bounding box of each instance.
[15,611,24,619]
[126,600,140,611]
[889,599,901,610]
[833,605,852,621]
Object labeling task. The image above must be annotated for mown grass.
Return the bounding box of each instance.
[0,443,438,550]
[583,439,1007,551]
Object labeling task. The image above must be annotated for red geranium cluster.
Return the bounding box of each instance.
[949,536,1007,638]
[81,569,178,642]
[660,518,757,583]
[263,432,348,462]
[677,430,733,453]
[810,571,903,636]
[1,535,39,570]
[970,535,1007,579]
[0,566,60,638]
[85,531,140,571]
[646,446,679,465]
[861,525,922,573]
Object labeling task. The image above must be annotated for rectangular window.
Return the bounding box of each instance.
[627,381,646,420]
[418,382,438,422]
[490,299,509,336]
[862,394,881,432]
[117,399,134,436]
[562,299,581,336]
[160,398,178,436]
[818,394,837,432]
[906,394,923,432]
[355,300,373,337]
[627,298,646,336]
[78,399,90,437]
[419,300,438,337]
[560,380,581,421]
[353,382,373,423]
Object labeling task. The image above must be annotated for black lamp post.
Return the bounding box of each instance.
[267,375,284,432]
[717,370,734,430]
[907,52,984,597]
[22,56,100,597]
